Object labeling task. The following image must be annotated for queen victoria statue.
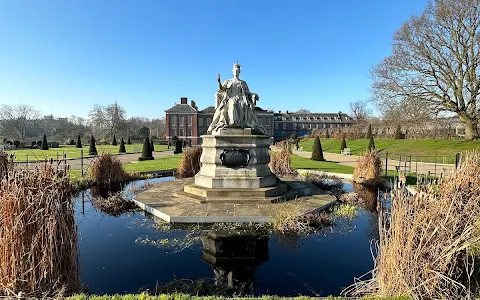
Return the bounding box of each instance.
[207,62,267,135]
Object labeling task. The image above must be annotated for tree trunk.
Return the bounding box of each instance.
[458,115,479,139]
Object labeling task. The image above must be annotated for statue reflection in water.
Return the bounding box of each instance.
[200,230,269,296]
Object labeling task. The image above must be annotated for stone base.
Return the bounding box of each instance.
[173,182,296,204]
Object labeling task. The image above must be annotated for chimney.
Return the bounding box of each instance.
[180,97,188,104]
[286,110,289,114]
[191,100,197,110]
[278,110,281,113]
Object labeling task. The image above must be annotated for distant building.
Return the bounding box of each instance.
[165,98,354,144]
[165,97,274,145]
[273,111,355,141]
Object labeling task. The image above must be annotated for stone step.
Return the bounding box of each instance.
[172,190,297,204]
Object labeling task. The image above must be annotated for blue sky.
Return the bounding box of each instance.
[0,0,427,119]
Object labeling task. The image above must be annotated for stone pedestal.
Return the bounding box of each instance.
[178,128,295,203]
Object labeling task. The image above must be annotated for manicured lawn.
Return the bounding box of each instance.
[299,138,479,163]
[5,144,169,162]
[122,153,183,173]
[291,155,354,174]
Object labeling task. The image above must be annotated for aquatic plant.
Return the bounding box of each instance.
[333,204,358,219]
[91,194,137,217]
[271,202,332,235]
[0,163,79,297]
[176,146,202,178]
[89,153,130,185]
[345,151,480,299]
[353,150,382,185]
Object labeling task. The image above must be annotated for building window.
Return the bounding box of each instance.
[187,128,192,136]
[259,119,263,125]
[266,119,271,126]
[188,116,192,125]
[275,123,279,129]
[199,118,203,126]
[207,118,212,125]
[170,128,175,137]
[179,128,184,136]
[309,124,312,129]
[283,123,286,130]
[179,117,184,126]
[171,118,175,127]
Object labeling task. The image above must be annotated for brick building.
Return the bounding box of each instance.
[165,97,274,145]
[273,111,355,141]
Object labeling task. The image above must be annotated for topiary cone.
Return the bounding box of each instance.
[367,135,375,152]
[311,136,325,161]
[340,137,347,151]
[150,138,154,152]
[41,134,49,150]
[366,124,372,139]
[76,135,82,148]
[89,136,98,155]
[119,138,126,153]
[139,137,154,161]
[112,135,117,146]
[127,137,131,145]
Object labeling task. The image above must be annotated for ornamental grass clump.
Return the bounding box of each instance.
[269,142,294,176]
[89,153,130,185]
[271,202,332,235]
[345,151,480,299]
[353,150,382,186]
[176,146,202,178]
[92,194,137,217]
[0,164,79,297]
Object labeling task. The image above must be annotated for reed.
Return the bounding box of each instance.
[89,153,130,185]
[353,150,382,185]
[0,163,79,297]
[271,202,332,235]
[345,151,480,299]
[269,146,294,176]
[176,146,202,178]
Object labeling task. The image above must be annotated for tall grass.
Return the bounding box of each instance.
[89,153,130,185]
[0,164,79,297]
[345,151,480,299]
[0,152,7,179]
[270,143,294,176]
[353,150,382,186]
[176,146,202,178]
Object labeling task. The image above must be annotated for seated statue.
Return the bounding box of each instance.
[208,62,266,134]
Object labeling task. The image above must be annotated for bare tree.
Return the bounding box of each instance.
[0,104,41,140]
[349,100,372,122]
[151,117,166,138]
[372,0,480,139]
[88,102,127,139]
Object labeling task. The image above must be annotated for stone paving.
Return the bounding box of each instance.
[133,177,337,223]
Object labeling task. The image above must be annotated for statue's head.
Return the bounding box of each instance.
[232,62,241,77]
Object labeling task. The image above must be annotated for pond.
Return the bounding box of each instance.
[76,177,380,297]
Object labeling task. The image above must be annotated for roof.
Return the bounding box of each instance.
[165,104,197,114]
[199,106,272,114]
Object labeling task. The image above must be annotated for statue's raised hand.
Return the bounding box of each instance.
[217,74,221,81]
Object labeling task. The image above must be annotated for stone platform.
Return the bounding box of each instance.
[133,178,337,223]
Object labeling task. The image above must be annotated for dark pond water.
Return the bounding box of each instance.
[76,177,380,297]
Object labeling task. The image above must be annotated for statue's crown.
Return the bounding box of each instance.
[233,62,241,69]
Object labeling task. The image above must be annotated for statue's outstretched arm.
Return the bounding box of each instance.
[217,74,224,91]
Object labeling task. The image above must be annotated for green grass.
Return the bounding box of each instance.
[333,203,359,218]
[4,144,169,162]
[123,153,183,173]
[68,294,410,300]
[299,138,479,163]
[291,155,354,174]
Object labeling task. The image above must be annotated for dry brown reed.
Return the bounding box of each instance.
[89,153,130,185]
[176,146,202,178]
[92,194,137,216]
[353,150,382,186]
[0,152,8,180]
[345,151,480,299]
[271,202,332,235]
[0,163,79,297]
[269,143,294,176]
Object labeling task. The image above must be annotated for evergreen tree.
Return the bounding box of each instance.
[139,137,154,161]
[76,135,82,148]
[89,136,98,155]
[395,125,404,139]
[41,134,49,150]
[127,137,131,145]
[311,136,325,161]
[366,124,372,139]
[367,134,376,152]
[112,135,117,146]
[325,129,330,138]
[119,138,126,153]
[340,136,347,151]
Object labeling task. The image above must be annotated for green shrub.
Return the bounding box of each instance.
[111,135,117,146]
[89,136,97,155]
[41,134,49,150]
[311,136,325,161]
[76,135,82,148]
[139,137,154,161]
[340,136,347,151]
[68,139,75,146]
[395,125,404,139]
[13,140,20,148]
[127,137,131,145]
[119,138,126,153]
[150,139,154,152]
[366,124,372,139]
[367,135,375,152]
